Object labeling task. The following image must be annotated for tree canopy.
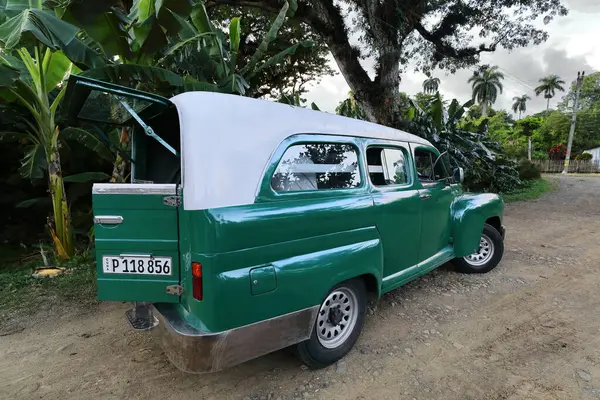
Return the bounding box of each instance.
[207,0,568,125]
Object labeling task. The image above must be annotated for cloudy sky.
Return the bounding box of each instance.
[304,0,600,117]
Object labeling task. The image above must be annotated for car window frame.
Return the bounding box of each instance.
[410,144,449,189]
[256,134,368,203]
[365,143,414,189]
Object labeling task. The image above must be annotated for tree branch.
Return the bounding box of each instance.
[415,22,496,60]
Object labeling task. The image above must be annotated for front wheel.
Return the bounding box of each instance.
[296,279,367,369]
[452,223,504,274]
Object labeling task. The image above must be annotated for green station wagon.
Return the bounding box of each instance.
[65,75,506,374]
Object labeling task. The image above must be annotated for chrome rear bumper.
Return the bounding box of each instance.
[150,304,318,373]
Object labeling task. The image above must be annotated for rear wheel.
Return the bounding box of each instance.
[296,279,367,369]
[453,223,504,274]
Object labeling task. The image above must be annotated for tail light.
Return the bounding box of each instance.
[192,262,203,300]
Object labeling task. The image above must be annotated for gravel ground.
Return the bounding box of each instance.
[1,174,599,400]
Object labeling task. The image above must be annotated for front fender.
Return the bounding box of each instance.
[451,193,504,257]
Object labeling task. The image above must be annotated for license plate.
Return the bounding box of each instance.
[102,256,172,275]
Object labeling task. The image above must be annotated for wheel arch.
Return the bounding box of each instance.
[451,193,504,257]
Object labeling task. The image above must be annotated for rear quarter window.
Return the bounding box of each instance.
[271,143,361,192]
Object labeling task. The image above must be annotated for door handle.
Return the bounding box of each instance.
[94,215,123,225]
[420,194,432,200]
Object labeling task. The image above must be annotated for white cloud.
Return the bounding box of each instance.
[304,0,600,117]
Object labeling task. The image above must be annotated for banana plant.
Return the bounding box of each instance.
[401,92,521,193]
[0,4,94,259]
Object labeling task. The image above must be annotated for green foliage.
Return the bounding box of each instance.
[336,91,365,120]
[516,116,543,137]
[560,72,600,110]
[0,247,97,320]
[517,160,541,180]
[532,151,549,160]
[401,92,521,193]
[502,178,555,203]
[422,77,440,94]
[535,74,566,110]
[468,66,504,116]
[511,94,530,118]
[575,152,593,161]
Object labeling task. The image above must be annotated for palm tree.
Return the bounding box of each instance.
[468,66,504,117]
[422,77,440,94]
[534,75,566,113]
[511,94,531,119]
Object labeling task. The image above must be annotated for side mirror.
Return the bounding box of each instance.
[453,167,465,183]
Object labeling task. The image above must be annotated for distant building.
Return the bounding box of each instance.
[583,146,600,162]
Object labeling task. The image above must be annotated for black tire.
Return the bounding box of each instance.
[452,223,504,274]
[296,278,367,369]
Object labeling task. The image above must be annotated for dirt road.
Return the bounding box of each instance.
[1,175,600,400]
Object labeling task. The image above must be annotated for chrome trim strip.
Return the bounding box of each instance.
[93,215,123,225]
[151,304,319,373]
[92,183,177,195]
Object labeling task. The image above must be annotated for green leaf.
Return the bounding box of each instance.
[81,64,184,93]
[159,31,215,62]
[0,131,26,142]
[246,41,312,78]
[0,9,79,50]
[0,58,21,87]
[183,76,223,93]
[61,7,131,60]
[129,0,155,25]
[20,143,45,179]
[311,102,320,111]
[155,1,192,35]
[5,0,43,11]
[242,0,297,75]
[190,2,212,33]
[62,36,108,70]
[166,7,197,40]
[44,50,71,92]
[16,196,49,208]
[63,172,109,183]
[60,127,113,163]
[229,17,240,73]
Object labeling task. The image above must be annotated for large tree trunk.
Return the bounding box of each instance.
[47,126,73,260]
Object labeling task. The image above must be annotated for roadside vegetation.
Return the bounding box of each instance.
[0,247,96,327]
[502,178,556,203]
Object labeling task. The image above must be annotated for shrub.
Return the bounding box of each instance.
[532,151,549,160]
[399,94,522,193]
[517,160,541,180]
[575,152,593,161]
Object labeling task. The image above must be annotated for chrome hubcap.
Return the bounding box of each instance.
[464,234,494,266]
[316,287,358,349]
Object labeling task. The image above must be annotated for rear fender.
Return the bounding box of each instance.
[451,193,504,257]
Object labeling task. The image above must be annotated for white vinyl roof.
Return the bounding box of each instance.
[170,92,433,210]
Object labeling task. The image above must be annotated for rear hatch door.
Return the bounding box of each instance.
[64,75,182,303]
[93,183,181,303]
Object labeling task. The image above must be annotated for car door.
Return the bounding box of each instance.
[412,145,455,262]
[366,141,422,279]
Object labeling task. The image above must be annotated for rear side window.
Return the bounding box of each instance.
[271,143,361,192]
[367,147,410,186]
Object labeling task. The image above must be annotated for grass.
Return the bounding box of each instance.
[0,246,97,326]
[502,178,556,203]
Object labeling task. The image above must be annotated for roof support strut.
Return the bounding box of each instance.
[120,101,178,156]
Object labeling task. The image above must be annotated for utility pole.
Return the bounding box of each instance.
[562,71,585,174]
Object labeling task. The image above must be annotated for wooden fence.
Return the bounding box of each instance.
[532,159,600,173]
